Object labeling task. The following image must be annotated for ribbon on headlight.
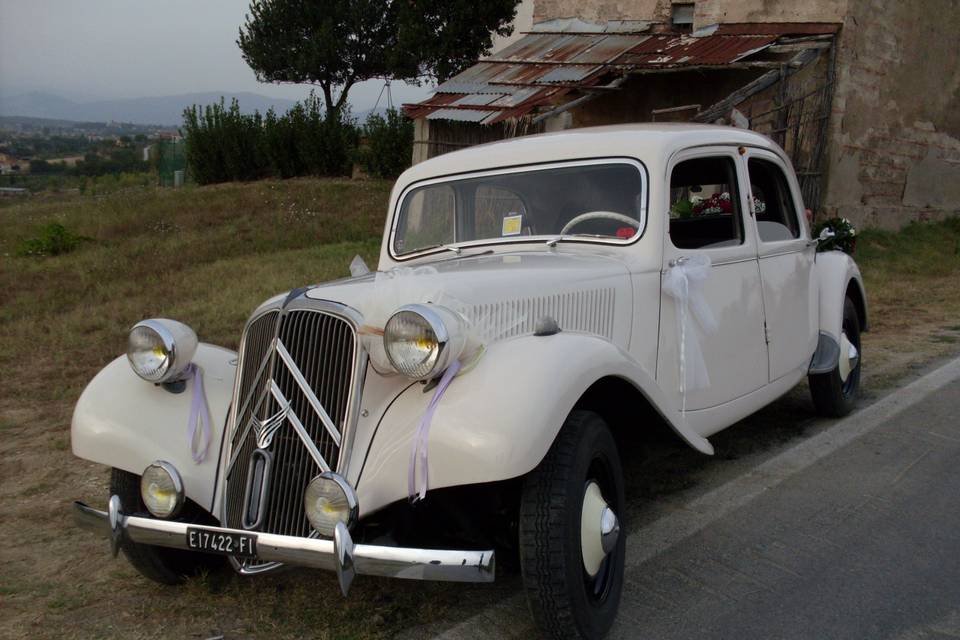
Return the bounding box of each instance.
[408,358,461,503]
[661,253,717,415]
[183,363,212,464]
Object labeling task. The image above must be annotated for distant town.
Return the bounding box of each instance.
[0,116,181,194]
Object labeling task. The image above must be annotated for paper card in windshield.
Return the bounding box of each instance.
[502,214,523,236]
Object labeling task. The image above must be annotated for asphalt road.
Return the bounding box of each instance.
[431,357,960,640]
[612,376,960,639]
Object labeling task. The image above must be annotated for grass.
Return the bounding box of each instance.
[0,179,958,639]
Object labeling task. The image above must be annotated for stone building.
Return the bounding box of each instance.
[405,0,960,228]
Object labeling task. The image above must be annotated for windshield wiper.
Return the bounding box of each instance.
[418,243,463,255]
[545,235,579,247]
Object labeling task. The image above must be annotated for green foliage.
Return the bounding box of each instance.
[15,222,90,257]
[182,95,359,185]
[670,199,694,219]
[29,159,66,175]
[238,0,519,116]
[356,109,414,179]
[182,99,265,184]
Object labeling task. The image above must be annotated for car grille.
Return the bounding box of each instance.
[222,305,359,569]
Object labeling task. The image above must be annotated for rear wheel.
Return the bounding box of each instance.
[519,411,626,640]
[111,468,225,585]
[809,296,862,417]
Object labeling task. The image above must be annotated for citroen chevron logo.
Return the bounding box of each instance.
[251,401,290,449]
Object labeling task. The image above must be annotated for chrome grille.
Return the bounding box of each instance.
[222,305,359,567]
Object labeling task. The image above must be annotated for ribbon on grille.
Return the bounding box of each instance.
[661,253,717,415]
[408,358,462,502]
[183,363,212,464]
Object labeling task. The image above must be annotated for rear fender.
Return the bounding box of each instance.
[71,344,237,512]
[815,250,869,342]
[355,333,712,516]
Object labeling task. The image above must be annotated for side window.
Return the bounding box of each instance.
[668,156,744,250]
[474,185,529,238]
[748,158,801,241]
[394,185,456,254]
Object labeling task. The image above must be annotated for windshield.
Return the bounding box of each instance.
[392,160,647,257]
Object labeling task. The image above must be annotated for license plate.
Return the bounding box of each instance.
[186,527,257,558]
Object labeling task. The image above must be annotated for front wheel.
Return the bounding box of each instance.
[110,468,225,585]
[519,411,626,640]
[809,296,862,417]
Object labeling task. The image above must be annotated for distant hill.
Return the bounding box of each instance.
[0,91,301,126]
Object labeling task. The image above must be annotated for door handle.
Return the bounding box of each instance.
[669,256,688,268]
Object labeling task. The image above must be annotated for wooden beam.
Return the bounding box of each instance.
[767,41,831,53]
[693,48,821,123]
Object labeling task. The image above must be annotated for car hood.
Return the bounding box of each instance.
[303,250,632,346]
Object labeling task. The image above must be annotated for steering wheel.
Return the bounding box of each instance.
[560,211,640,236]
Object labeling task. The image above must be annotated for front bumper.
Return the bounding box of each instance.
[74,496,495,595]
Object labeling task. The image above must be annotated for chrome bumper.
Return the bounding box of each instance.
[74,496,494,595]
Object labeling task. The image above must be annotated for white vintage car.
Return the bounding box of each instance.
[73,124,867,639]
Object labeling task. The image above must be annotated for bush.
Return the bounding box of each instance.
[356,109,414,178]
[16,222,90,257]
[182,94,359,185]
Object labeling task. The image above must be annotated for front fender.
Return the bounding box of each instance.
[71,343,237,512]
[815,250,869,341]
[355,333,711,516]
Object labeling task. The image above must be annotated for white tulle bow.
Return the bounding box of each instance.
[662,253,718,414]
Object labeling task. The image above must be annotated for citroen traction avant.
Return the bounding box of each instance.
[73,124,866,639]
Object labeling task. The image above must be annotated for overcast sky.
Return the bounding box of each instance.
[0,0,434,108]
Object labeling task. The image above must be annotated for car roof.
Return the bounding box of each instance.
[397,123,781,187]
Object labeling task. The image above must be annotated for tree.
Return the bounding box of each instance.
[238,0,519,118]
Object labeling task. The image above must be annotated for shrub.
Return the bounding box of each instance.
[356,109,414,178]
[182,94,359,185]
[16,222,90,257]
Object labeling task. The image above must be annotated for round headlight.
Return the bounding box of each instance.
[383,304,465,380]
[304,472,358,538]
[140,461,184,518]
[127,318,198,383]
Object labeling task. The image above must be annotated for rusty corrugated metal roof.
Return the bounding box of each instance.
[713,22,840,36]
[405,22,838,124]
[619,34,776,67]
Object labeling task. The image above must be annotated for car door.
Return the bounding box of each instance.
[658,147,768,417]
[743,150,818,382]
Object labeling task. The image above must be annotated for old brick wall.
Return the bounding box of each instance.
[532,0,670,23]
[534,0,848,27]
[692,0,847,31]
[822,0,960,227]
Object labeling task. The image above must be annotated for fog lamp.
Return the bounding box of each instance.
[304,472,358,538]
[140,460,184,519]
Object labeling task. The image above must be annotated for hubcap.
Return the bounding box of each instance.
[600,506,619,554]
[581,482,619,577]
[838,331,859,383]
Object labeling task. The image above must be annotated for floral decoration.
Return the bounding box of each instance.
[812,216,857,254]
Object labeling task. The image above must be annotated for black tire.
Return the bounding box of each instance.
[519,411,626,640]
[111,468,226,585]
[809,297,862,417]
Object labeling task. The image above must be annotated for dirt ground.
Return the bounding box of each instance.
[1,188,958,639]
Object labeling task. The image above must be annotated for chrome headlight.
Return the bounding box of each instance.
[127,318,198,383]
[304,472,358,538]
[140,461,184,518]
[383,304,466,380]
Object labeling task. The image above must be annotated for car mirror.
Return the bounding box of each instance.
[817,227,836,243]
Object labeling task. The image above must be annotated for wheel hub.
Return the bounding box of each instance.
[838,331,859,383]
[581,481,619,577]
